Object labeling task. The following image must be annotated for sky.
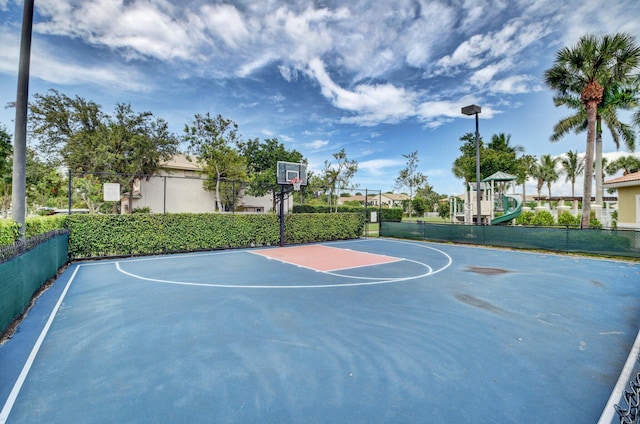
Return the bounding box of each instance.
[1,0,640,197]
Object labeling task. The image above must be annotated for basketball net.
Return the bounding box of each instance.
[290,177,302,191]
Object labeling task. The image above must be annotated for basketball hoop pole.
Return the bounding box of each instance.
[279,184,285,247]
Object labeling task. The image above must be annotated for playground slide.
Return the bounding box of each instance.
[491,194,523,225]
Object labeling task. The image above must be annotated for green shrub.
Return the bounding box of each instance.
[25,215,67,238]
[531,210,555,227]
[515,211,535,225]
[589,210,602,229]
[0,219,19,245]
[382,208,403,222]
[557,211,580,227]
[611,210,618,229]
[0,216,67,247]
[132,207,151,214]
[65,212,365,258]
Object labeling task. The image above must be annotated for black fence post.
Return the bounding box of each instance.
[68,169,72,214]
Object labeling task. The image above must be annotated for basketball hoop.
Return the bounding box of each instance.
[290,177,302,191]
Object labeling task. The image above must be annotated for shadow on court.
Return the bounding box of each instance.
[1,239,639,423]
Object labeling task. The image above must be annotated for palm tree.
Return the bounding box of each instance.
[544,32,640,227]
[540,154,561,199]
[606,155,640,175]
[560,150,584,197]
[530,163,545,202]
[516,154,537,205]
[530,155,559,202]
[550,85,638,204]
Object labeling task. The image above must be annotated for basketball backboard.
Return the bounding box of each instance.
[277,161,307,186]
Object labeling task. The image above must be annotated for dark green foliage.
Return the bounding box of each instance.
[0,220,19,245]
[557,211,580,227]
[381,208,404,222]
[285,213,365,244]
[0,216,67,245]
[64,213,364,258]
[589,210,603,229]
[65,213,279,257]
[382,222,637,258]
[293,204,362,213]
[531,210,555,226]
[515,210,535,225]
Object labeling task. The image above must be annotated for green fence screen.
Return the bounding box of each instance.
[381,222,640,259]
[0,231,69,335]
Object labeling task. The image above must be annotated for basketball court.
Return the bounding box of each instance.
[1,238,639,423]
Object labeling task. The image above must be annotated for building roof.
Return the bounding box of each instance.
[160,154,202,171]
[482,171,517,182]
[382,193,410,201]
[603,171,640,188]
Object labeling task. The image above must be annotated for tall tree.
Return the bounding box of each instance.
[560,150,584,197]
[544,32,640,227]
[550,85,637,204]
[29,89,105,168]
[531,155,560,200]
[104,104,179,212]
[239,137,304,211]
[322,149,357,212]
[606,155,640,175]
[29,90,180,213]
[540,154,561,199]
[184,113,244,212]
[0,125,12,217]
[516,154,537,206]
[395,151,427,217]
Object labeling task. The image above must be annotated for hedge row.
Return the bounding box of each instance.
[0,216,68,245]
[65,212,366,258]
[285,213,365,243]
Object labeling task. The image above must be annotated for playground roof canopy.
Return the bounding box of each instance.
[482,171,517,182]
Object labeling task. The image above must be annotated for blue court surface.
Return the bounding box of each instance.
[1,238,639,423]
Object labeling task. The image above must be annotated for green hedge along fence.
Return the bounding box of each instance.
[1,212,365,336]
[382,221,640,259]
[65,212,365,258]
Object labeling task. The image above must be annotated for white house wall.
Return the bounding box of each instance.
[128,174,290,214]
[132,175,216,213]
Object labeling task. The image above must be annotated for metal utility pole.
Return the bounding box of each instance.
[11,0,35,240]
[461,105,482,225]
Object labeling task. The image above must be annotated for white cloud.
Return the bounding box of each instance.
[306,57,417,126]
[200,4,250,49]
[490,75,539,94]
[35,0,201,61]
[0,26,151,91]
[305,139,329,150]
[435,18,550,78]
[359,158,405,176]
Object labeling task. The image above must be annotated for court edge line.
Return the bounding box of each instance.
[597,328,640,424]
[115,259,441,289]
[114,239,453,288]
[0,265,81,424]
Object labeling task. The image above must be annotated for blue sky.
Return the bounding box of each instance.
[1,0,639,197]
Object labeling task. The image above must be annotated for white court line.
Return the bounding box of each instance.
[597,328,640,424]
[114,239,453,289]
[0,265,81,424]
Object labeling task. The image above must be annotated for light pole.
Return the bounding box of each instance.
[461,104,481,225]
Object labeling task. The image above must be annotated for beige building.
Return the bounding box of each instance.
[603,171,640,230]
[121,155,288,214]
[336,193,410,208]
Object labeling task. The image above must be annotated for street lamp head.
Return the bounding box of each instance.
[461,104,482,116]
